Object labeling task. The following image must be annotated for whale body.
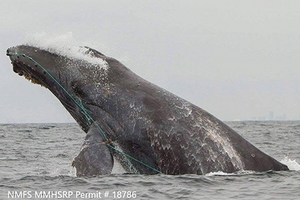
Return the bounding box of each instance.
[7,45,289,176]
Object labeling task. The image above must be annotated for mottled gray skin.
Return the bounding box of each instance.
[7,45,289,176]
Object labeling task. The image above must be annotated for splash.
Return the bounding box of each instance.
[23,32,109,70]
[281,156,300,171]
[205,171,233,176]
[205,170,255,176]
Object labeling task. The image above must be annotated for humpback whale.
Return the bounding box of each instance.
[6,45,289,176]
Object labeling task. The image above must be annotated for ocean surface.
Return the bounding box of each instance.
[0,121,299,200]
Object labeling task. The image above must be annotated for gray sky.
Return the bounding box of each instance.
[1,0,300,123]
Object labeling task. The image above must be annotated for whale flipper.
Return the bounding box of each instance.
[72,124,113,176]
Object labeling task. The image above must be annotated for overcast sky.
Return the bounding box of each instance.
[1,0,300,123]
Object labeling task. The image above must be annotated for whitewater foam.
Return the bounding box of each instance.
[23,32,109,70]
[205,170,256,176]
[281,157,300,171]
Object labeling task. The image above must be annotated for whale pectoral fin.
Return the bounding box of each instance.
[72,144,113,176]
[72,125,113,177]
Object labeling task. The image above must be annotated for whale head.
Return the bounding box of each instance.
[6,45,110,132]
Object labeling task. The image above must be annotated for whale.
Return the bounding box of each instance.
[6,45,289,176]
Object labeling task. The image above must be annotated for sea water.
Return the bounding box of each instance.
[0,121,299,200]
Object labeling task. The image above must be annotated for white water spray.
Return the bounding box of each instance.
[24,32,109,70]
[281,156,300,171]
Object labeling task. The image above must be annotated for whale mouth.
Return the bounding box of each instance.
[7,49,45,87]
[16,63,44,87]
